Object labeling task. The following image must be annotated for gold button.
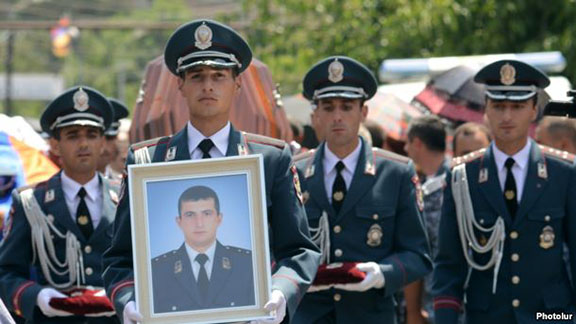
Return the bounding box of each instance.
[333,293,341,302]
[512,276,520,284]
[512,299,520,307]
[510,231,519,239]
[334,249,343,257]
[544,215,551,222]
[511,254,519,262]
[334,225,342,234]
[85,267,93,276]
[372,214,378,220]
[84,245,92,254]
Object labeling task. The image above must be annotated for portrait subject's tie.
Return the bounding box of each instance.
[196,253,210,301]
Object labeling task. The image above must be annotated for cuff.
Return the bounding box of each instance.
[12,281,42,320]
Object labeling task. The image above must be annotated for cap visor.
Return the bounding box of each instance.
[177,60,238,73]
[55,120,105,130]
[315,92,365,100]
[486,90,537,101]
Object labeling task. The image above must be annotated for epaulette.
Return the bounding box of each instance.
[372,148,411,164]
[16,180,48,193]
[225,245,252,255]
[243,132,286,149]
[451,148,486,168]
[131,136,171,151]
[153,249,178,262]
[539,145,575,163]
[293,149,316,163]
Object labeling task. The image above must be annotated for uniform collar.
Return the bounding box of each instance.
[323,137,362,175]
[185,240,217,263]
[61,171,100,201]
[187,121,230,156]
[492,139,531,172]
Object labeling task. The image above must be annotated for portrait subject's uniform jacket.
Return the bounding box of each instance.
[432,142,576,324]
[151,241,254,313]
[0,172,119,323]
[292,138,432,323]
[103,125,321,321]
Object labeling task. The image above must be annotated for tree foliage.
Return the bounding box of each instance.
[241,0,576,94]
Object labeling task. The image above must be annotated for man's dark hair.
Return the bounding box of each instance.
[407,115,446,152]
[452,122,492,154]
[178,185,220,216]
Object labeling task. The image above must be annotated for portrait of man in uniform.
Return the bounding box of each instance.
[149,183,255,314]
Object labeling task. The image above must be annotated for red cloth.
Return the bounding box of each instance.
[49,288,114,316]
[312,262,366,286]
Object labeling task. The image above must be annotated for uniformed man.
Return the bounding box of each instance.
[292,56,432,323]
[97,98,129,182]
[0,86,120,323]
[433,60,576,324]
[102,19,321,324]
[151,185,254,313]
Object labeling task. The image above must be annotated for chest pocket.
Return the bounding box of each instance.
[527,208,564,222]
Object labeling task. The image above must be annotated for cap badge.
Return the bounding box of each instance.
[500,63,516,86]
[73,88,89,111]
[328,59,344,83]
[194,22,213,50]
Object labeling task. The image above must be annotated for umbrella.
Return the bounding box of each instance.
[366,91,423,141]
[412,65,486,123]
[129,56,293,143]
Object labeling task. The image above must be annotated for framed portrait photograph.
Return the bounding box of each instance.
[128,155,272,324]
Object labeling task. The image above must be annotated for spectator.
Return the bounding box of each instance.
[535,116,576,154]
[364,119,387,149]
[403,115,449,324]
[452,122,492,157]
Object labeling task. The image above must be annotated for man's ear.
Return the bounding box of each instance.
[51,138,61,157]
[177,77,184,91]
[361,104,368,121]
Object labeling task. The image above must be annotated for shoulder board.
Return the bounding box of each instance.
[451,148,486,168]
[16,180,48,193]
[132,136,171,151]
[293,149,316,163]
[539,145,575,163]
[244,132,286,149]
[153,249,178,262]
[224,245,252,255]
[372,148,411,164]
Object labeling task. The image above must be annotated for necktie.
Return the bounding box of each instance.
[198,139,214,159]
[76,188,94,239]
[195,253,210,299]
[332,161,347,214]
[504,157,518,219]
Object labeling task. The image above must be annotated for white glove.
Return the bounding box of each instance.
[250,290,286,324]
[123,301,143,324]
[36,288,74,317]
[333,262,385,292]
[307,284,333,293]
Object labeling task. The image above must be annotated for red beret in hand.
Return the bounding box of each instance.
[49,287,115,316]
[312,262,366,286]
